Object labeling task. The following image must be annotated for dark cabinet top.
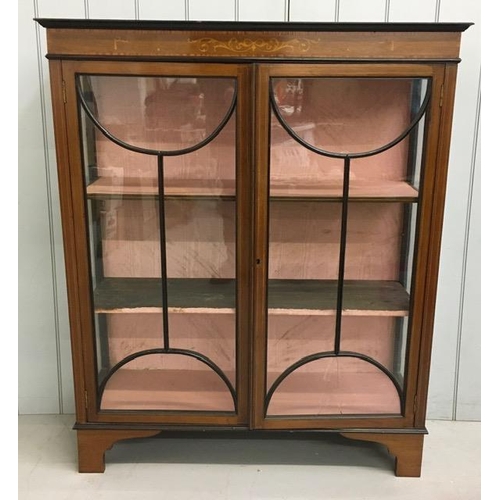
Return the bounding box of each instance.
[35,18,472,32]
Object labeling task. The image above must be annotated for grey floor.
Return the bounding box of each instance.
[19,415,480,499]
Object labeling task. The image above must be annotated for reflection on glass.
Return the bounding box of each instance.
[81,76,236,152]
[80,75,237,412]
[272,78,428,156]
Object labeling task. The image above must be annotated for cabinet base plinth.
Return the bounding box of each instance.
[76,429,161,473]
[340,432,424,477]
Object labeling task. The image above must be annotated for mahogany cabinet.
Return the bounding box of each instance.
[37,19,470,476]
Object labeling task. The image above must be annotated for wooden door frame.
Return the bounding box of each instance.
[251,62,449,430]
[57,59,253,426]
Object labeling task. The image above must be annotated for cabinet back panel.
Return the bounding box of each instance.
[268,202,402,280]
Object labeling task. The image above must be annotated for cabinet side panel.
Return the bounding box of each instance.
[414,64,458,427]
[36,21,75,415]
[48,60,88,422]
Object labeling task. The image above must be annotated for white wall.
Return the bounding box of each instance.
[18,0,480,420]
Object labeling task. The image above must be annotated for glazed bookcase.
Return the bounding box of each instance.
[37,19,470,476]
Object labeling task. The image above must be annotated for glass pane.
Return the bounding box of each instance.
[79,74,237,412]
[267,357,400,416]
[272,78,428,156]
[266,76,428,417]
[266,102,342,414]
[101,352,234,411]
[81,76,235,152]
[342,201,419,386]
[269,107,345,199]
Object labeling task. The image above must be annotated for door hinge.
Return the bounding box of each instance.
[439,83,444,108]
[84,390,89,409]
[62,79,67,103]
[413,394,418,413]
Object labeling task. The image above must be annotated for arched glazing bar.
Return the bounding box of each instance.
[77,76,239,413]
[76,77,238,157]
[264,350,404,416]
[269,79,431,160]
[97,348,238,411]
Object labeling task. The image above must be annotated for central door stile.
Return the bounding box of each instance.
[235,64,254,425]
[251,64,273,429]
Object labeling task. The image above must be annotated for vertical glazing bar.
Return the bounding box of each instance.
[157,154,170,350]
[334,155,351,354]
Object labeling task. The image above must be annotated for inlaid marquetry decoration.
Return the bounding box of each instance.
[190,36,320,55]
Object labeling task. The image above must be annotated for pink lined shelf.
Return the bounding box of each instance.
[270,179,418,201]
[86,177,236,199]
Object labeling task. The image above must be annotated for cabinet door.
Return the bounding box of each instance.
[62,62,252,425]
[252,64,445,429]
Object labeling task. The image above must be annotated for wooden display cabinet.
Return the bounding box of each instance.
[37,19,470,476]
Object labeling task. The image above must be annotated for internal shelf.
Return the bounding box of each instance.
[86,177,236,200]
[94,278,409,316]
[268,280,409,316]
[270,179,418,202]
[86,177,418,202]
[94,278,235,313]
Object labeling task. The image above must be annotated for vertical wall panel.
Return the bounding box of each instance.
[139,1,186,20]
[239,0,285,21]
[189,0,236,20]
[427,0,480,420]
[338,0,386,21]
[88,0,136,19]
[455,119,480,421]
[19,0,60,413]
[389,0,436,21]
[289,0,335,21]
[36,0,84,18]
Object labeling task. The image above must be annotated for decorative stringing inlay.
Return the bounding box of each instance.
[191,37,320,54]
